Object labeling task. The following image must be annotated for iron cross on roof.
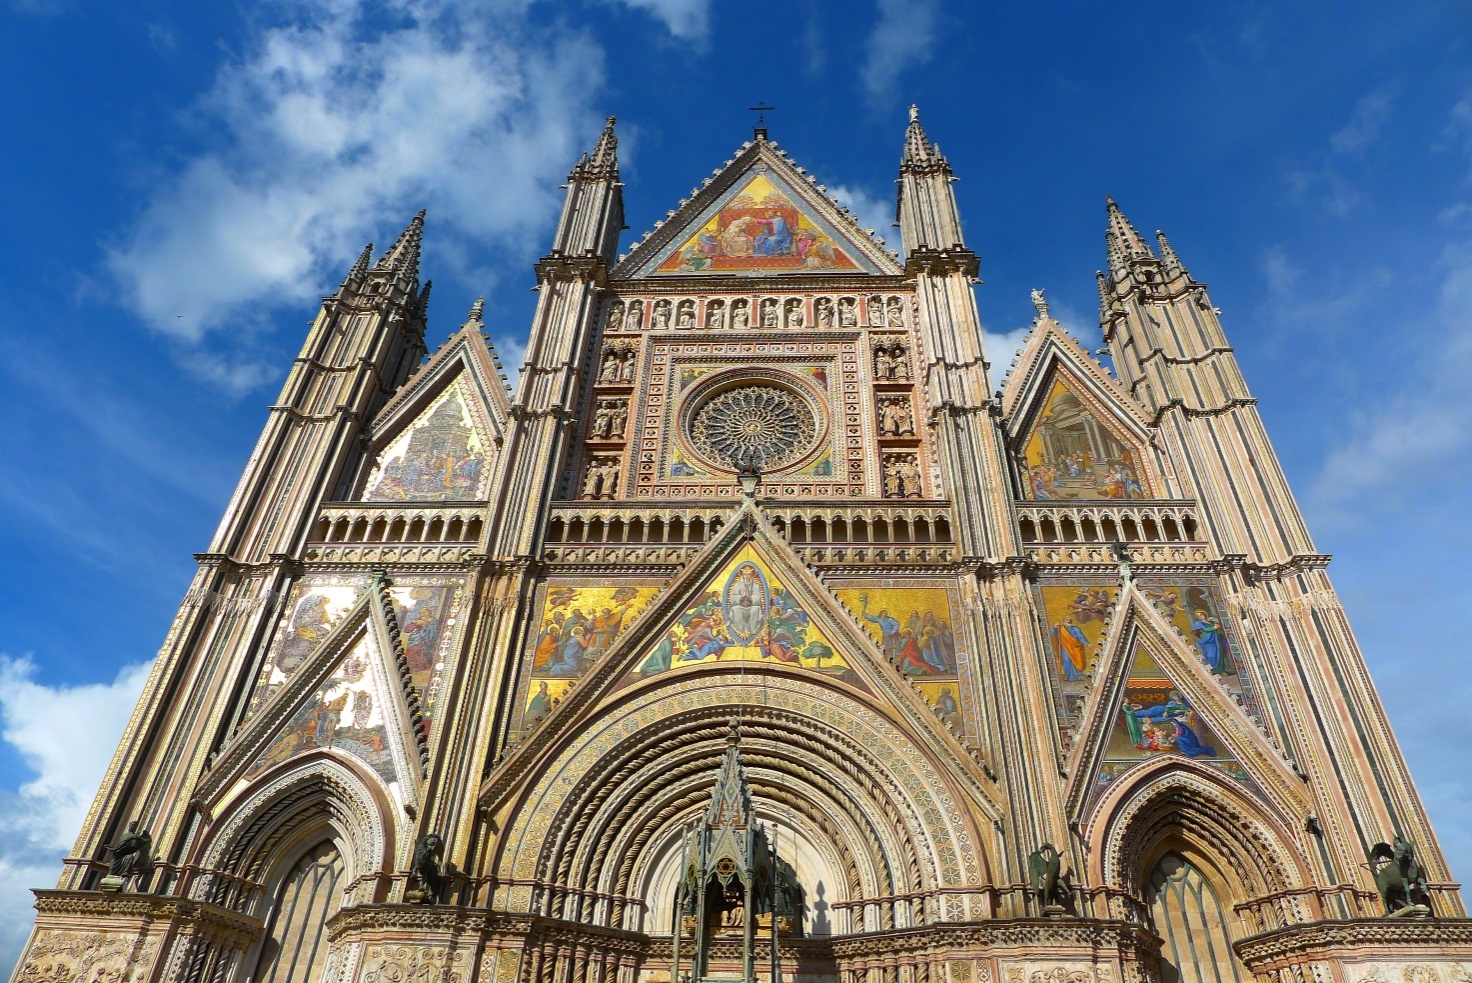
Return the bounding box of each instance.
[748,102,775,140]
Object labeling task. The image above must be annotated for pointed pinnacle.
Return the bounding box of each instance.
[348,242,373,281]
[1156,230,1184,275]
[901,104,951,175]
[467,296,485,323]
[414,279,432,318]
[571,116,619,181]
[374,210,425,281]
[1105,197,1153,271]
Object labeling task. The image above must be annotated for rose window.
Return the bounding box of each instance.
[689,384,818,472]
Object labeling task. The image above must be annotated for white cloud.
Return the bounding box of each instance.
[0,656,152,968]
[613,0,710,42]
[1330,88,1393,155]
[1311,239,1472,505]
[826,183,897,252]
[862,0,938,105]
[105,0,619,393]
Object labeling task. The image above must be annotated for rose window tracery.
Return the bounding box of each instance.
[689,384,818,472]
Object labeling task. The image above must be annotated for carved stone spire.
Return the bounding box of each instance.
[1156,229,1186,278]
[466,296,485,324]
[348,242,372,281]
[374,209,426,280]
[900,104,952,176]
[1105,197,1153,273]
[570,116,620,182]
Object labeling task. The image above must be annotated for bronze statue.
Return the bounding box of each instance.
[1028,842,1072,912]
[1369,836,1432,916]
[103,824,153,882]
[410,833,446,903]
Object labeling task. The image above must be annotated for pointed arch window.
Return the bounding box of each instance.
[1147,852,1246,983]
[254,840,346,983]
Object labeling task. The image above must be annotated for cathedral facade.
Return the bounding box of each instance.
[13,111,1471,983]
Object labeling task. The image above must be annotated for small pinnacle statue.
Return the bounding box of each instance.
[1030,287,1050,319]
[1368,835,1432,917]
[102,820,153,891]
[1028,842,1072,914]
[409,833,447,904]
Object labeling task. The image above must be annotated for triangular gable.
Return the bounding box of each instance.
[197,576,428,818]
[356,327,509,503]
[1063,585,1307,821]
[480,506,999,816]
[1001,322,1163,500]
[614,141,901,279]
[613,543,865,691]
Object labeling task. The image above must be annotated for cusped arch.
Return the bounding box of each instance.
[194,752,396,914]
[1088,759,1309,906]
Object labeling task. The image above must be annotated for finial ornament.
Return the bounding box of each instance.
[468,297,485,323]
[909,104,920,123]
[1030,287,1050,319]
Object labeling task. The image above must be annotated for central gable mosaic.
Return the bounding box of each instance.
[361,380,493,502]
[640,167,881,276]
[623,546,860,688]
[1020,376,1150,501]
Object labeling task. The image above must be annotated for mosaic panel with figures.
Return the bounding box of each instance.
[1034,579,1264,793]
[247,574,368,720]
[614,545,862,691]
[361,379,494,502]
[634,340,867,499]
[833,580,973,737]
[246,635,409,793]
[517,582,661,728]
[386,575,467,742]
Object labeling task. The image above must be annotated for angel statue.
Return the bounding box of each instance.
[1030,288,1050,319]
[102,821,153,891]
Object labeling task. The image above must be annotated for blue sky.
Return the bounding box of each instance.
[0,0,1469,964]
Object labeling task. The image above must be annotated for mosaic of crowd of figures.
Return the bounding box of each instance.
[522,584,660,725]
[834,584,967,733]
[623,547,858,687]
[650,168,874,275]
[362,382,491,502]
[1021,377,1150,501]
[1037,582,1257,790]
[246,575,465,772]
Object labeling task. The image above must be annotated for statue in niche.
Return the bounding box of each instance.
[626,299,643,330]
[874,346,895,380]
[619,348,636,381]
[884,456,922,498]
[879,397,914,435]
[599,348,621,383]
[839,297,858,326]
[677,300,696,328]
[732,300,750,329]
[593,401,615,438]
[707,301,725,329]
[816,297,834,327]
[867,296,884,325]
[608,300,625,327]
[760,299,779,328]
[610,401,627,437]
[785,300,804,329]
[582,458,619,499]
[892,345,911,379]
[887,297,905,327]
[652,301,671,329]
